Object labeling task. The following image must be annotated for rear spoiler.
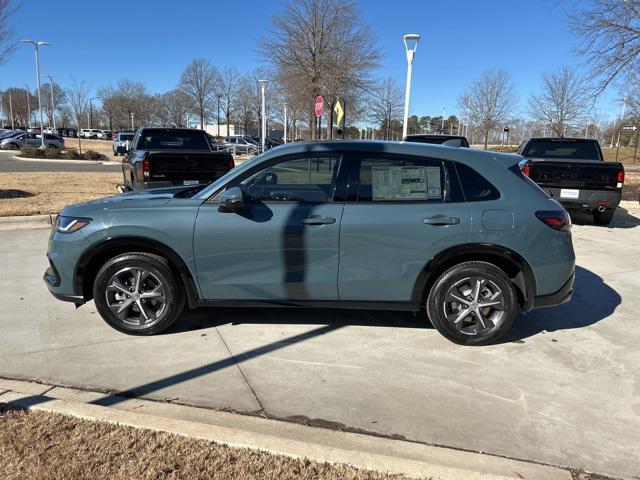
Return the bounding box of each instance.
[492,152,523,169]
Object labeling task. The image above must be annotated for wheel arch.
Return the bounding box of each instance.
[74,236,199,307]
[411,244,537,312]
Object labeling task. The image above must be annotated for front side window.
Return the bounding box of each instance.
[232,154,341,204]
[356,155,445,202]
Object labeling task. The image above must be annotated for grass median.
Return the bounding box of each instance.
[0,404,409,480]
[0,172,121,217]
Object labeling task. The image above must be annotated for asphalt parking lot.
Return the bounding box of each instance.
[1,206,639,478]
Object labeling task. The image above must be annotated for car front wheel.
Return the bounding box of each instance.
[93,253,185,335]
[426,261,517,346]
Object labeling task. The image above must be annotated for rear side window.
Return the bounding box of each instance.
[356,155,445,202]
[138,131,210,150]
[455,163,500,202]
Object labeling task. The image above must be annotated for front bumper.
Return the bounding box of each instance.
[532,271,574,309]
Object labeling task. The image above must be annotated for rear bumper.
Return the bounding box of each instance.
[543,187,621,211]
[533,271,574,309]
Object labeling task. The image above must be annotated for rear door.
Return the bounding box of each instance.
[338,152,470,302]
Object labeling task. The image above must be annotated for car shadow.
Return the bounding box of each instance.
[503,265,621,342]
[571,206,640,229]
[167,266,619,345]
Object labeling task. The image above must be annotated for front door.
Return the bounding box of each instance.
[193,153,344,301]
[338,152,471,302]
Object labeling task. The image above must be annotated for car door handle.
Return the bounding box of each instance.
[301,216,336,225]
[423,215,460,226]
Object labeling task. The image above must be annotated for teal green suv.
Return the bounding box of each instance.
[45,141,575,345]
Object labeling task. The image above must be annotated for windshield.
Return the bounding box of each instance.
[118,134,134,141]
[138,130,210,150]
[523,140,602,160]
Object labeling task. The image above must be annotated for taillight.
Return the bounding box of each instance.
[142,158,150,178]
[536,210,571,232]
[521,162,532,177]
[616,168,625,188]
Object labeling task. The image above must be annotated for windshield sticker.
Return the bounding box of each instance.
[372,166,441,200]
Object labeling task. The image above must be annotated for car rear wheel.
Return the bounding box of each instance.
[8,143,19,150]
[93,253,185,335]
[593,209,614,226]
[426,261,517,346]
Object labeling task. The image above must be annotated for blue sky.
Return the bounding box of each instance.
[0,0,620,120]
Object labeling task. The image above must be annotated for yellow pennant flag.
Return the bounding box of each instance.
[334,100,344,126]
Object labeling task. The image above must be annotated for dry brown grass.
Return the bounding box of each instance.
[623,173,640,201]
[65,137,114,157]
[0,405,411,480]
[0,172,121,216]
[601,146,640,165]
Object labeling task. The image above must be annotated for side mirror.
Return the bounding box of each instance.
[218,186,245,212]
[116,145,127,154]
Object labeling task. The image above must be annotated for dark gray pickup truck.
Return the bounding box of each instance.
[119,128,235,191]
[518,138,625,225]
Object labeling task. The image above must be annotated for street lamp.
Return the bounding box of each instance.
[258,79,267,151]
[283,102,287,144]
[130,112,135,130]
[401,33,420,139]
[23,84,31,129]
[43,74,56,130]
[22,39,50,147]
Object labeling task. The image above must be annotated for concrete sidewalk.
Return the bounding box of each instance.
[0,208,639,478]
[0,378,571,480]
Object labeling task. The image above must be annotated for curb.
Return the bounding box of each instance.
[0,378,571,480]
[12,154,120,166]
[0,214,53,230]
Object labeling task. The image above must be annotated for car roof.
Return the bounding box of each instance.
[404,134,467,140]
[526,137,599,142]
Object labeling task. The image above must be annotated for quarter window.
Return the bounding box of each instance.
[455,163,500,201]
[356,156,445,202]
[235,154,340,203]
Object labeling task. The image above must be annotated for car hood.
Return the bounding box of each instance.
[59,185,196,217]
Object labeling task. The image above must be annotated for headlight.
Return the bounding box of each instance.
[54,216,92,233]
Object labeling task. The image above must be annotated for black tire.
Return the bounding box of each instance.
[426,261,517,346]
[93,253,185,335]
[8,143,19,150]
[593,209,614,226]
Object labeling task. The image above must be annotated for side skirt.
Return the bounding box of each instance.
[193,299,422,312]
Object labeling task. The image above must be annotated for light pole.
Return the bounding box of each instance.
[130,112,135,130]
[23,84,32,129]
[22,40,50,147]
[9,93,14,129]
[283,102,288,144]
[258,79,267,152]
[44,74,56,130]
[401,33,420,139]
[216,94,222,137]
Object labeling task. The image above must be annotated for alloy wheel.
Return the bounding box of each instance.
[105,267,166,326]
[443,276,505,336]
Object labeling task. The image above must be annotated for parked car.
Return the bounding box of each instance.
[517,137,624,225]
[221,136,259,155]
[119,128,235,190]
[80,128,101,139]
[98,130,112,140]
[45,141,575,345]
[0,132,64,149]
[404,134,470,148]
[112,132,135,156]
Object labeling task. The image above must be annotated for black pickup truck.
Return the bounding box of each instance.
[119,128,235,190]
[518,138,625,225]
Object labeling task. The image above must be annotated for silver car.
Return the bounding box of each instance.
[221,136,259,155]
[112,132,135,156]
[0,132,65,150]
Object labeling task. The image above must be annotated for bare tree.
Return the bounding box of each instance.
[261,0,380,139]
[571,0,640,93]
[458,69,518,149]
[368,77,403,140]
[0,87,35,127]
[41,81,67,127]
[0,0,18,65]
[66,78,90,154]
[528,66,591,136]
[179,58,218,129]
[218,66,240,134]
[157,89,190,127]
